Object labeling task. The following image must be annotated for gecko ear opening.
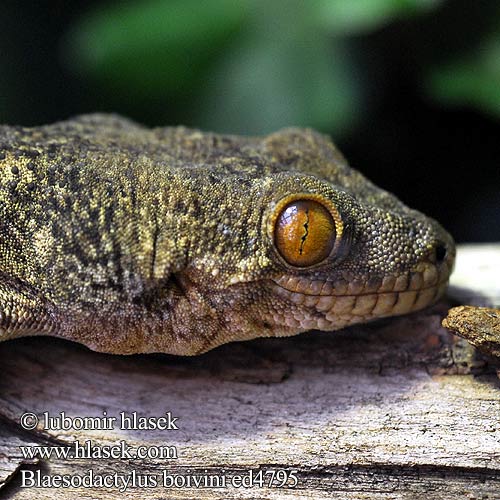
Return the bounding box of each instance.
[272,195,341,268]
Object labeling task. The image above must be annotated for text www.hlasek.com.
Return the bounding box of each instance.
[20,439,176,461]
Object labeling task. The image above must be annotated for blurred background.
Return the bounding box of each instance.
[0,0,499,242]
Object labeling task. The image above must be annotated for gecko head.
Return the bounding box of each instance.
[176,127,455,354]
[258,180,455,334]
[191,170,455,349]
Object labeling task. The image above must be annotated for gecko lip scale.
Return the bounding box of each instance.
[269,252,454,330]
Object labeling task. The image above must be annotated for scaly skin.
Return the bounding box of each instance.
[0,114,455,354]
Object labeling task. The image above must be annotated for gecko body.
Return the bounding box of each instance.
[0,114,454,354]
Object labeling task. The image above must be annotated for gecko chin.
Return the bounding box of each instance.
[268,246,454,331]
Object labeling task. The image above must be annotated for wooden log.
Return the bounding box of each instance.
[0,244,499,499]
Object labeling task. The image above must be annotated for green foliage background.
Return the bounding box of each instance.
[0,0,499,241]
[62,0,442,135]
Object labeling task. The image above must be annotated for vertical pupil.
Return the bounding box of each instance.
[274,199,336,267]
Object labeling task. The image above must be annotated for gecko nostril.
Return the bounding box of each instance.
[435,243,447,263]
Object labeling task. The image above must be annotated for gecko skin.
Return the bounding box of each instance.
[0,114,455,355]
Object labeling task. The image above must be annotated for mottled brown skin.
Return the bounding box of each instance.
[0,114,455,355]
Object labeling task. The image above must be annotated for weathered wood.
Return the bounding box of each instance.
[0,244,499,499]
[444,305,500,358]
[443,244,500,362]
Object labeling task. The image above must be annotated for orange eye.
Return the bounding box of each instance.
[274,199,336,267]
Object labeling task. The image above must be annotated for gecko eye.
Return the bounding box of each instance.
[274,199,336,267]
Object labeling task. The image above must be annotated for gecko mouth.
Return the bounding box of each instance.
[269,259,453,330]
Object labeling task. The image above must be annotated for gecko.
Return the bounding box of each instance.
[0,114,455,355]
